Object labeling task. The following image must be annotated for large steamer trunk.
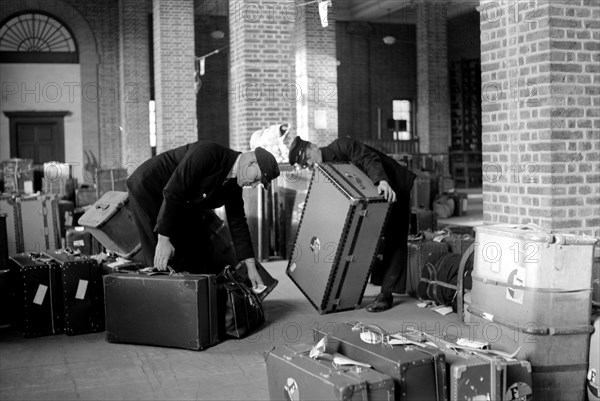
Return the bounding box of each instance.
[467,224,598,401]
[286,163,390,314]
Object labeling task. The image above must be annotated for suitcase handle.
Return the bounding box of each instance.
[95,202,110,211]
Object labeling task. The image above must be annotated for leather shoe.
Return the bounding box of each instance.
[366,292,393,313]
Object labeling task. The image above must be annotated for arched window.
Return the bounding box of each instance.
[0,12,78,63]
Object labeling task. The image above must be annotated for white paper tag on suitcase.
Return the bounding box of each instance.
[24,180,34,194]
[75,280,88,300]
[73,239,85,247]
[33,284,48,305]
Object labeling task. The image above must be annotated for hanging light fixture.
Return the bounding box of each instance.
[382,8,395,45]
[210,28,225,39]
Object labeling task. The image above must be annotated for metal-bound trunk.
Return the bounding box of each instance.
[104,273,219,350]
[19,194,61,254]
[10,253,64,337]
[468,224,598,401]
[264,343,394,401]
[287,163,390,314]
[44,250,105,335]
[313,324,447,401]
[78,191,140,258]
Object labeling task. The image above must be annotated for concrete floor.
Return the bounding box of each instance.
[0,260,472,401]
[0,190,484,400]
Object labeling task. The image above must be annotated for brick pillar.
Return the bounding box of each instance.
[480,0,600,235]
[153,0,197,153]
[416,1,451,153]
[293,0,338,146]
[228,1,295,151]
[119,0,152,170]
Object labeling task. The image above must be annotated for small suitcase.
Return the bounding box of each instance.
[104,272,219,350]
[44,250,105,335]
[78,191,141,258]
[287,163,390,314]
[10,253,64,337]
[588,314,600,401]
[313,323,447,401]
[65,226,104,256]
[406,235,449,297]
[265,343,395,401]
[420,333,533,401]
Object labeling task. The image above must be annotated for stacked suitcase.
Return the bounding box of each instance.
[286,163,390,314]
[9,250,105,337]
[464,224,598,401]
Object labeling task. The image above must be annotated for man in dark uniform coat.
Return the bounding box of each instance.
[289,136,416,312]
[126,141,280,287]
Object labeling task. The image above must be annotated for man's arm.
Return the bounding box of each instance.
[224,187,264,287]
[333,138,396,202]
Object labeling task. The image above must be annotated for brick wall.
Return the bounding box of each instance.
[228,0,294,151]
[416,2,451,154]
[336,22,417,142]
[153,0,197,153]
[480,0,600,235]
[293,2,338,146]
[119,0,152,170]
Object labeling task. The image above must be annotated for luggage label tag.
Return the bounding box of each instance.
[75,280,88,300]
[33,284,48,305]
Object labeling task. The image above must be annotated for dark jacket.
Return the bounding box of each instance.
[127,141,254,260]
[320,137,416,197]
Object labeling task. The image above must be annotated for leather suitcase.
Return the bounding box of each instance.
[44,250,105,335]
[0,194,24,255]
[65,226,104,256]
[265,342,395,401]
[287,163,390,314]
[588,314,600,401]
[406,235,449,297]
[78,191,141,258]
[10,253,64,337]
[19,194,61,254]
[421,333,532,401]
[313,323,447,401]
[104,272,219,350]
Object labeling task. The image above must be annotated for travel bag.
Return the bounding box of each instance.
[264,342,395,401]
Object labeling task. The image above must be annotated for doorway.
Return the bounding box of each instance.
[5,111,67,163]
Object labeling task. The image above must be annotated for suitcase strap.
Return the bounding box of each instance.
[467,305,594,335]
[472,274,592,294]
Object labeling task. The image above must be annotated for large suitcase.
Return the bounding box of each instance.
[406,235,449,297]
[265,342,395,401]
[589,314,600,401]
[10,253,64,337]
[104,272,219,350]
[468,224,598,401]
[0,194,24,255]
[78,191,141,258]
[18,194,61,254]
[313,323,447,401]
[287,163,390,314]
[44,250,105,335]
